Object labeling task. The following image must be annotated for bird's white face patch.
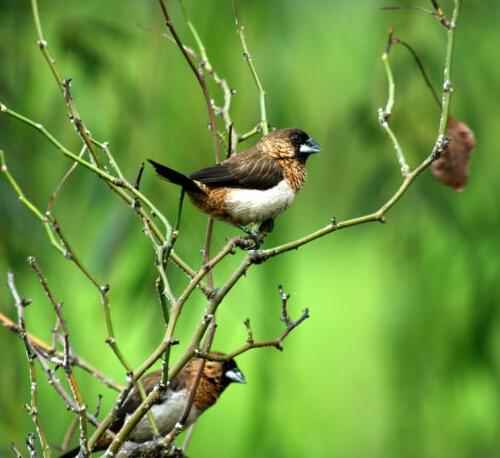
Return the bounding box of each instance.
[225,179,295,225]
[129,389,199,441]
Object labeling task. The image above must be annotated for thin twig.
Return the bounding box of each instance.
[0,103,212,297]
[392,37,441,109]
[238,124,261,143]
[378,29,410,177]
[201,218,215,289]
[157,0,221,161]
[7,273,51,458]
[61,418,79,452]
[429,0,452,29]
[1,150,65,254]
[26,434,36,458]
[198,287,309,361]
[233,1,268,135]
[0,312,122,391]
[177,1,236,140]
[27,258,90,457]
[11,443,24,458]
[35,349,101,428]
[163,319,217,450]
[48,144,87,211]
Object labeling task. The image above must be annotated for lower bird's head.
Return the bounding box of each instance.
[201,354,246,388]
[259,128,320,162]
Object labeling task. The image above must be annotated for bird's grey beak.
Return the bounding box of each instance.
[299,137,321,154]
[225,368,246,384]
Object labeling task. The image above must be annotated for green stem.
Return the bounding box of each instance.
[233,1,268,135]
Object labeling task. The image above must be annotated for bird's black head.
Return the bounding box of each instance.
[221,358,246,385]
[260,128,320,161]
[288,129,321,160]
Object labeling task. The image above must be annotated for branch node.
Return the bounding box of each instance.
[378,108,390,126]
[243,318,254,344]
[432,134,449,160]
[100,284,110,294]
[249,250,265,264]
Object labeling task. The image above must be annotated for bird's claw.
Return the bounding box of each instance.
[237,225,266,250]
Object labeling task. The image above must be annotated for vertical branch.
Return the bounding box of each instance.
[29,257,162,445]
[378,31,410,176]
[26,434,36,458]
[233,0,269,135]
[164,319,217,451]
[22,338,50,458]
[27,258,89,457]
[437,0,461,139]
[61,418,79,452]
[157,0,221,161]
[7,273,51,458]
[201,218,215,289]
[177,1,236,141]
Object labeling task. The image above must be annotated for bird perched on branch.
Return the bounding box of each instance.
[60,355,245,457]
[148,128,320,234]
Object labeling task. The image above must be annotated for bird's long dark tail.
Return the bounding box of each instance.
[59,446,80,458]
[148,159,202,193]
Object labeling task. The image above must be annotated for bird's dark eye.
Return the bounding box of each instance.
[290,130,308,147]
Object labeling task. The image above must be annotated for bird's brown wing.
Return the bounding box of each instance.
[190,148,283,190]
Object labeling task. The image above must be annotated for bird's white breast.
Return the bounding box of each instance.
[129,389,200,442]
[225,179,295,225]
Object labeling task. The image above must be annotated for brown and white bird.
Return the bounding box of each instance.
[61,356,245,457]
[148,128,320,231]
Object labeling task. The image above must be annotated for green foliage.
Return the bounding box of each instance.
[1,1,498,457]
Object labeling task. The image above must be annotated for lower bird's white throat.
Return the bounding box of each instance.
[225,179,295,225]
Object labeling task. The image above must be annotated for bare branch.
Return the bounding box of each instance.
[47,144,87,211]
[11,442,24,458]
[232,0,268,135]
[197,286,309,361]
[61,418,79,453]
[27,258,89,456]
[0,150,65,254]
[7,273,51,458]
[378,29,410,177]
[0,312,122,391]
[157,0,221,161]
[163,319,217,450]
[26,433,36,458]
[391,37,441,109]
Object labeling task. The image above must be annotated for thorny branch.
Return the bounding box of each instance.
[1,0,463,456]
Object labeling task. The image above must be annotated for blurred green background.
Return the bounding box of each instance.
[1,1,498,457]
